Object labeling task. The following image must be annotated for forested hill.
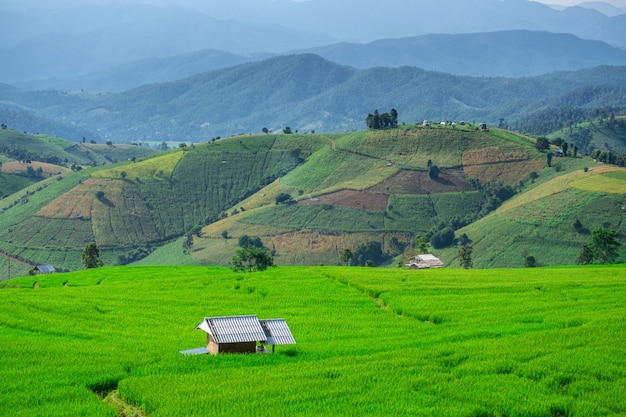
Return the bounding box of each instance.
[1,55,626,144]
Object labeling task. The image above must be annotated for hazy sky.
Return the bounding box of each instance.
[535,0,626,6]
[10,0,626,7]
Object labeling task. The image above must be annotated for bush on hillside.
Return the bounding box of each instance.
[351,241,389,267]
[231,246,274,272]
[430,227,455,249]
[238,235,263,248]
[275,193,293,205]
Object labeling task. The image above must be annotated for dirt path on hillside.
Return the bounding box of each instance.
[325,136,336,150]
[0,249,35,266]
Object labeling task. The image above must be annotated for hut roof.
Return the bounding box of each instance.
[36,265,56,273]
[259,319,296,345]
[195,315,295,345]
[196,315,266,344]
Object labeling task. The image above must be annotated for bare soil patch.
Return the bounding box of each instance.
[2,161,69,177]
[368,169,473,195]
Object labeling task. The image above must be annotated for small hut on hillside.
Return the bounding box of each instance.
[406,254,444,269]
[195,315,296,354]
[31,265,56,275]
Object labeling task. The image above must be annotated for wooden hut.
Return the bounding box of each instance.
[406,254,444,269]
[195,315,295,355]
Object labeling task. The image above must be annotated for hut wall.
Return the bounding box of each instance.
[206,335,257,354]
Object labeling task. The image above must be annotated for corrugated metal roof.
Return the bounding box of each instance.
[196,315,267,344]
[260,319,296,345]
[36,265,56,273]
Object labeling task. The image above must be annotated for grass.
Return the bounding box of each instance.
[91,151,184,181]
[571,171,626,194]
[0,265,625,416]
[439,166,626,268]
[0,172,35,198]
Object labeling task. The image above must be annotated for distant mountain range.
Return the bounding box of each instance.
[294,31,626,78]
[11,31,626,93]
[1,0,626,89]
[2,54,625,143]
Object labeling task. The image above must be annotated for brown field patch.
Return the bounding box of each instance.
[37,178,119,220]
[464,159,545,186]
[462,147,529,166]
[268,231,412,266]
[368,169,473,195]
[298,190,389,211]
[1,161,69,176]
[462,147,543,185]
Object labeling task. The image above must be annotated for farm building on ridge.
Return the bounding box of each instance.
[195,315,296,354]
[406,254,444,269]
[31,265,56,274]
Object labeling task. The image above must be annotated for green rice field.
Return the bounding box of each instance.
[0,265,625,416]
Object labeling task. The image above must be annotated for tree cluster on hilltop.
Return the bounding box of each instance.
[366,109,398,130]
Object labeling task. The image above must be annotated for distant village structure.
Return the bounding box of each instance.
[406,254,444,269]
[31,265,56,275]
[191,315,296,355]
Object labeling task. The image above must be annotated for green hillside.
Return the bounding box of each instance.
[0,127,159,166]
[0,133,327,273]
[182,126,553,267]
[438,165,626,268]
[547,115,626,155]
[0,127,159,200]
[1,265,625,416]
[2,123,622,273]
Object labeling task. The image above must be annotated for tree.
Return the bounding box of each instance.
[221,230,229,239]
[524,255,536,268]
[120,171,127,180]
[95,190,105,200]
[428,165,440,179]
[238,235,263,248]
[351,241,388,266]
[588,228,621,264]
[340,248,353,266]
[283,127,292,134]
[562,142,569,156]
[546,152,553,167]
[414,235,430,254]
[372,110,380,130]
[275,193,292,204]
[535,137,550,152]
[576,245,594,265]
[231,246,274,272]
[182,232,193,254]
[458,245,473,269]
[82,242,104,269]
[430,227,455,249]
[262,127,269,134]
[366,108,399,130]
[389,108,398,128]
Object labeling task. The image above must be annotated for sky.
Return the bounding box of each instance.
[9,0,626,7]
[535,0,626,6]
